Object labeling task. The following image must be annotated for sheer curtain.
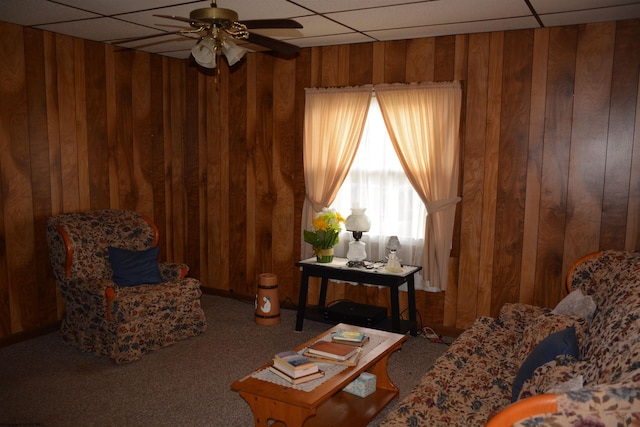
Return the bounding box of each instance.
[331,96,427,285]
[376,82,462,291]
[301,86,372,259]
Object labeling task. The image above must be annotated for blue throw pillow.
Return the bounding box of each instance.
[107,246,163,287]
[511,326,579,402]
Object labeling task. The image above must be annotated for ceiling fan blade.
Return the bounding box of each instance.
[111,30,189,44]
[241,19,302,30]
[246,32,300,57]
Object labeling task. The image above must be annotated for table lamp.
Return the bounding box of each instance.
[385,236,403,272]
[344,208,371,267]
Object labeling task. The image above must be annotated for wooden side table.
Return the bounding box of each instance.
[295,257,421,336]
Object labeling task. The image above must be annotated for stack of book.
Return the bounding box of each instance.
[304,340,363,366]
[269,350,324,384]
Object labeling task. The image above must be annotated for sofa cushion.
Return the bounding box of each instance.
[110,278,203,322]
[517,354,585,400]
[499,303,551,334]
[380,316,520,427]
[516,313,587,366]
[512,327,579,402]
[552,289,597,322]
[108,246,163,287]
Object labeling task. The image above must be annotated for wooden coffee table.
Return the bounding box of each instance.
[231,323,406,427]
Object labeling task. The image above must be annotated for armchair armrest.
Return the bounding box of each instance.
[159,262,189,281]
[60,278,117,320]
[62,277,114,299]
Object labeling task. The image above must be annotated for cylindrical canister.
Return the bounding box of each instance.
[255,273,280,326]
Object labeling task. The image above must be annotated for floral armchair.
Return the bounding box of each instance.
[47,209,207,363]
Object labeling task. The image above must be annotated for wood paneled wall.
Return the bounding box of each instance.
[1,19,639,340]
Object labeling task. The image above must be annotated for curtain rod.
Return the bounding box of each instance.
[305,81,460,93]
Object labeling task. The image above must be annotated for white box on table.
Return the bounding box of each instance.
[343,372,376,398]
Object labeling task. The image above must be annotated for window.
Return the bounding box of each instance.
[331,96,427,267]
[302,82,461,291]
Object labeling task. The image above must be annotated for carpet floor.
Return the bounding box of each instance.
[0,294,449,426]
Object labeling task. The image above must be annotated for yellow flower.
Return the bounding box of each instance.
[313,216,329,231]
[304,208,344,249]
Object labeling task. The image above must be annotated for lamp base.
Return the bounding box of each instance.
[346,239,367,267]
[347,260,366,268]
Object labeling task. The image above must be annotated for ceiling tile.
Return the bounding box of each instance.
[160,50,192,59]
[367,16,539,41]
[539,4,640,27]
[215,0,312,20]
[117,34,195,51]
[0,0,97,26]
[117,4,204,31]
[283,15,355,39]
[36,17,163,42]
[292,0,417,14]
[54,0,198,16]
[289,33,377,48]
[327,0,533,32]
[529,0,639,14]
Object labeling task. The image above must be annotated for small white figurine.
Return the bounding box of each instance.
[386,251,403,273]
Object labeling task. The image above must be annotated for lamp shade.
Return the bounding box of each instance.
[386,236,401,252]
[222,39,245,66]
[192,37,216,69]
[345,208,371,232]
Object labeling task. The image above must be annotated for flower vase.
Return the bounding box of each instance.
[316,247,334,263]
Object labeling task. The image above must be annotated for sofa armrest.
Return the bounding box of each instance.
[566,251,601,292]
[487,383,640,427]
[486,394,558,427]
[159,262,189,281]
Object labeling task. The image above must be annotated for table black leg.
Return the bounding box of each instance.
[407,275,417,336]
[318,277,329,307]
[390,286,400,333]
[296,270,310,332]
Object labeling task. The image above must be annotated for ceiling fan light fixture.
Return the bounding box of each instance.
[139,2,302,72]
[221,38,245,66]
[192,37,217,68]
[190,6,238,23]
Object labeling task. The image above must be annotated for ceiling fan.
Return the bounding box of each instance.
[116,1,303,69]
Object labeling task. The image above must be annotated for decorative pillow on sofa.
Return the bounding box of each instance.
[107,246,163,287]
[552,289,597,322]
[512,327,579,402]
[516,313,587,366]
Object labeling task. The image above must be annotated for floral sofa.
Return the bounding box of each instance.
[47,210,207,363]
[381,250,640,426]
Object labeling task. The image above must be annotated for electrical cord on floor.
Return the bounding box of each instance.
[420,326,451,346]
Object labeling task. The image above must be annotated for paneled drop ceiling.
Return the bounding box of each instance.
[1,0,639,59]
